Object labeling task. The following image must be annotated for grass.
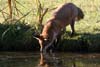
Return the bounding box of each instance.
[0,21,39,51]
[0,0,100,52]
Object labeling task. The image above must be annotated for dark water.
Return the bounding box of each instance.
[0,52,100,67]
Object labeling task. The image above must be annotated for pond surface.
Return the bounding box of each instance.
[0,52,100,67]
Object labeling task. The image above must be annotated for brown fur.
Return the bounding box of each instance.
[36,3,84,52]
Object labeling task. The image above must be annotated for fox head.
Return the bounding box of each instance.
[33,34,48,52]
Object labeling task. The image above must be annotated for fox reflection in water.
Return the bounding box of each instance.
[37,53,65,67]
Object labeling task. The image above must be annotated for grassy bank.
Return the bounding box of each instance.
[0,0,100,52]
[0,21,39,51]
[0,21,100,52]
[57,32,100,52]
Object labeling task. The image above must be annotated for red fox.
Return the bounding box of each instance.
[35,3,84,52]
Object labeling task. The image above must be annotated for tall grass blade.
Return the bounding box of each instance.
[15,0,26,8]
[1,28,10,41]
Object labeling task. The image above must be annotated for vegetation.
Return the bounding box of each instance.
[0,21,39,51]
[0,0,100,52]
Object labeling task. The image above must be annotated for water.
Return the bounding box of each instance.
[0,52,100,67]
